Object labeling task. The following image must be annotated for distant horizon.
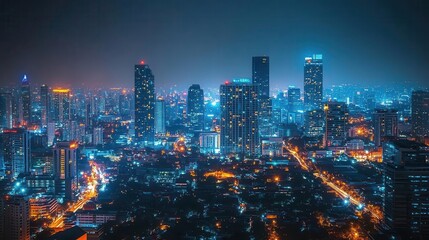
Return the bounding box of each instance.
[2,0,429,90]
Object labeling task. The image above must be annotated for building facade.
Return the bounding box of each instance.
[134,62,155,145]
[220,79,259,156]
[304,54,323,110]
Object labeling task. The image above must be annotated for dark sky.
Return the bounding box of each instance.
[1,0,429,90]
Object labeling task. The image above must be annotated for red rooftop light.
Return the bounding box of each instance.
[140,60,145,65]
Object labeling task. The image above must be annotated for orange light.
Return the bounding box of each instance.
[53,89,70,93]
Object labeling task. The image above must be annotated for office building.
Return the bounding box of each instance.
[287,86,301,112]
[324,102,348,147]
[383,140,429,238]
[155,98,166,135]
[40,84,50,127]
[134,61,155,145]
[199,132,220,154]
[304,109,325,137]
[220,79,259,156]
[20,75,31,126]
[0,90,13,128]
[0,128,30,178]
[52,88,71,124]
[93,127,103,146]
[54,141,78,201]
[0,195,30,240]
[187,84,205,132]
[304,54,323,110]
[252,56,269,98]
[411,90,429,139]
[373,109,398,147]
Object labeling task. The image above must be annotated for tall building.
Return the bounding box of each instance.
[199,132,220,154]
[52,88,71,124]
[304,109,325,138]
[287,86,301,112]
[324,102,348,147]
[383,140,429,238]
[187,84,205,132]
[40,84,50,127]
[93,127,103,146]
[134,61,155,145]
[220,79,259,156]
[54,141,78,201]
[0,195,30,240]
[20,75,31,126]
[411,90,429,139]
[252,56,269,98]
[0,90,13,128]
[373,109,398,147]
[0,128,30,178]
[304,54,323,110]
[155,98,166,135]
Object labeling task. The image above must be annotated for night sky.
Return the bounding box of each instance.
[1,0,429,90]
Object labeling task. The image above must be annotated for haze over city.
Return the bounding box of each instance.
[1,0,429,89]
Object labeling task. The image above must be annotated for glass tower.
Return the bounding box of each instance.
[134,62,155,145]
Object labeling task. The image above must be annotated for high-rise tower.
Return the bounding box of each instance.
[187,84,204,132]
[252,56,269,98]
[20,75,31,126]
[411,90,429,139]
[304,54,323,110]
[134,61,155,145]
[220,79,259,156]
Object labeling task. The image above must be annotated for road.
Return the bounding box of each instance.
[49,163,102,229]
[284,146,382,221]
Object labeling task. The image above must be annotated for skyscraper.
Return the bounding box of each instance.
[304,54,323,110]
[0,128,30,178]
[324,101,348,147]
[54,141,78,201]
[383,140,429,238]
[373,109,398,147]
[287,86,301,112]
[252,57,272,137]
[0,195,30,240]
[52,89,70,125]
[134,61,155,145]
[40,84,50,127]
[252,56,269,98]
[20,75,31,126]
[155,98,166,135]
[411,90,429,139]
[187,84,204,132]
[220,79,259,156]
[0,90,13,128]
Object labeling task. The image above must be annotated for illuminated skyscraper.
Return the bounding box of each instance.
[187,84,204,132]
[287,86,301,112]
[155,98,166,135]
[54,141,78,201]
[373,109,398,147]
[0,195,30,240]
[0,90,13,128]
[135,61,155,145]
[20,75,31,126]
[252,56,272,137]
[411,90,429,139]
[252,56,269,98]
[304,54,323,110]
[220,79,259,156]
[383,140,429,238]
[0,128,30,178]
[52,89,70,124]
[40,84,49,127]
[324,101,348,147]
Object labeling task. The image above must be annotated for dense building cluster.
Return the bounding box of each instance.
[1,55,429,240]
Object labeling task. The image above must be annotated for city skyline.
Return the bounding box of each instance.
[1,0,429,89]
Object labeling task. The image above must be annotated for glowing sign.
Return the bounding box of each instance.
[232,78,251,84]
